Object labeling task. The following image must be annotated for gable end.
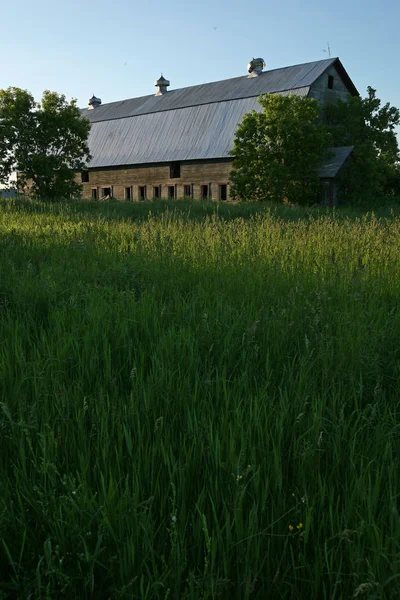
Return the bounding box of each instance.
[308,58,359,105]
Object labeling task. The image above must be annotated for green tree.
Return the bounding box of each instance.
[229,93,331,204]
[0,87,91,200]
[325,87,400,201]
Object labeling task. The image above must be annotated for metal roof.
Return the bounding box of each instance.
[82,58,338,123]
[82,58,358,169]
[86,89,309,168]
[318,146,354,178]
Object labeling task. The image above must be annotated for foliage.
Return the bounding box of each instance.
[229,94,331,204]
[0,88,91,200]
[326,87,400,201]
[1,199,400,598]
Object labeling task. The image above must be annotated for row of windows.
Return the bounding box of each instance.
[90,184,228,201]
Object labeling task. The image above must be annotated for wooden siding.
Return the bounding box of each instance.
[78,160,232,200]
[308,64,353,105]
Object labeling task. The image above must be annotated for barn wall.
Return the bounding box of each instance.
[308,64,351,105]
[78,160,232,200]
[320,178,338,206]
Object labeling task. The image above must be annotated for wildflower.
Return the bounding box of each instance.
[236,475,243,482]
[297,523,303,530]
[171,515,177,523]
[288,525,294,531]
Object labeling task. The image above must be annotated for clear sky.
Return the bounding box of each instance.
[1,0,399,110]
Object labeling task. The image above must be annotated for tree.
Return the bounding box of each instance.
[229,93,331,204]
[0,87,91,200]
[325,87,400,201]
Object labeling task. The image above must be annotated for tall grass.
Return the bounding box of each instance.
[0,198,400,598]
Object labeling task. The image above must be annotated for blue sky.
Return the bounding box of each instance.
[1,0,399,110]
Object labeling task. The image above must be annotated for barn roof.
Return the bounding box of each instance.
[83,58,357,169]
[318,146,354,178]
[86,91,311,168]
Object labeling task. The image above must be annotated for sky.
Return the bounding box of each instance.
[1,0,399,111]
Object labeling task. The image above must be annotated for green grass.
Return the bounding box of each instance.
[0,197,400,599]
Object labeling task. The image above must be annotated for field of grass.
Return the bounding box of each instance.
[0,198,400,599]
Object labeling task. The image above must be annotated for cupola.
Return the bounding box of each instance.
[155,75,170,96]
[88,94,102,109]
[247,58,266,78]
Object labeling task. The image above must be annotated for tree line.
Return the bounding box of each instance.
[0,88,90,200]
[230,88,400,204]
[0,86,399,204]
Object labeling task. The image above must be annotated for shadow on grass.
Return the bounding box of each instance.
[1,206,400,598]
[0,195,375,224]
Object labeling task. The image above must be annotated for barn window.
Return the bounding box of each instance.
[328,75,334,89]
[219,184,227,201]
[168,185,175,199]
[184,185,191,198]
[101,187,111,198]
[153,186,161,199]
[139,186,146,200]
[200,184,208,199]
[91,188,97,200]
[81,171,89,183]
[125,187,132,200]
[170,162,181,178]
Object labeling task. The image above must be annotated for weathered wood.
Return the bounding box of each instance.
[77,159,232,200]
[308,64,350,105]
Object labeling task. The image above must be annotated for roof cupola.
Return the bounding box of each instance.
[247,58,266,77]
[88,94,102,109]
[155,74,170,96]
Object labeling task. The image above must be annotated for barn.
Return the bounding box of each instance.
[79,57,358,202]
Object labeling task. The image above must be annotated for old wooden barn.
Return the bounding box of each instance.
[79,57,358,202]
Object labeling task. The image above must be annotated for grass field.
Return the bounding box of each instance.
[0,198,400,599]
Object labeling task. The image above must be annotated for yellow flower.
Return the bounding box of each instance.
[297,523,303,529]
[289,525,294,531]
